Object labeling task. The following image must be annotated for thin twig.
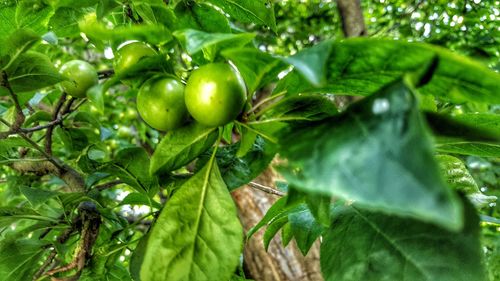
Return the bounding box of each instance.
[0,117,65,170]
[94,180,123,191]
[1,71,25,130]
[45,93,67,155]
[98,69,114,80]
[248,182,285,196]
[247,91,286,115]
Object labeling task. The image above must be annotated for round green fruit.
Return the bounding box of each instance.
[114,42,156,75]
[137,76,188,131]
[184,63,247,127]
[59,60,98,98]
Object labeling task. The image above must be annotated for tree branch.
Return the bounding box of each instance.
[1,71,25,130]
[45,93,67,155]
[248,182,285,196]
[336,0,367,37]
[93,180,123,191]
[98,69,114,80]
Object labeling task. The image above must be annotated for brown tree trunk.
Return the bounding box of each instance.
[336,0,367,37]
[232,169,323,281]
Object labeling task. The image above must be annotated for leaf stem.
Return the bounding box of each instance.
[247,91,286,115]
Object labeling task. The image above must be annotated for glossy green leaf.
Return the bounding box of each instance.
[106,147,158,194]
[196,136,276,190]
[140,157,243,281]
[174,2,231,33]
[4,51,65,93]
[204,0,277,32]
[279,80,463,231]
[289,207,324,255]
[49,7,88,37]
[321,199,486,281]
[150,123,218,174]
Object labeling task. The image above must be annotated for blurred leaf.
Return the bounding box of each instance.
[140,159,243,281]
[278,39,500,104]
[279,80,463,231]
[321,199,486,281]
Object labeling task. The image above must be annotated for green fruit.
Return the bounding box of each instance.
[114,42,156,75]
[59,60,98,98]
[184,63,247,127]
[137,76,188,131]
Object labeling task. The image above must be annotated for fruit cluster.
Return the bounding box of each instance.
[59,41,247,131]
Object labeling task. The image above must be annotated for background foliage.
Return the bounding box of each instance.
[0,0,499,280]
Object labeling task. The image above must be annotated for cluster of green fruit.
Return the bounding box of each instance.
[59,42,247,130]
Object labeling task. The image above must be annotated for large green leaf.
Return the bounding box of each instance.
[0,239,48,281]
[277,39,500,104]
[196,136,276,190]
[174,2,231,33]
[150,123,218,174]
[279,80,463,230]
[204,0,277,32]
[288,207,325,255]
[49,7,89,37]
[140,156,243,281]
[105,147,159,194]
[0,29,39,69]
[4,51,65,93]
[321,199,486,281]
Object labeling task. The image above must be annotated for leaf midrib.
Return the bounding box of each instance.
[353,208,431,280]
